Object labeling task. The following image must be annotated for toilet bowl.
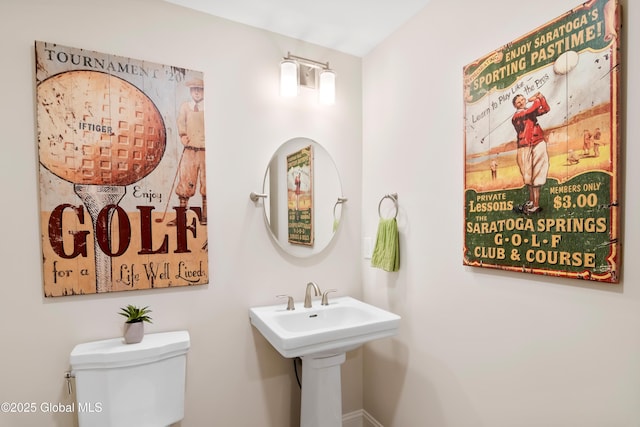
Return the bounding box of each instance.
[70,330,190,427]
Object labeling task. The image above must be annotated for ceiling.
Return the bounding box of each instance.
[164,0,432,57]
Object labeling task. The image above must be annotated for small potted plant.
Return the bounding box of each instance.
[119,304,153,344]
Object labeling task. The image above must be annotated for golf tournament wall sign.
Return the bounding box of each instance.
[36,41,209,296]
[463,0,621,283]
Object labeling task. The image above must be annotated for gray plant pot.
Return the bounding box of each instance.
[123,321,144,344]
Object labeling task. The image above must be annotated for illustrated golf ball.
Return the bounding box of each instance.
[553,50,579,75]
[37,70,166,186]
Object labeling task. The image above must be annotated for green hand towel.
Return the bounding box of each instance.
[371,218,400,272]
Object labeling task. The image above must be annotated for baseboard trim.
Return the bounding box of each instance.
[343,409,384,427]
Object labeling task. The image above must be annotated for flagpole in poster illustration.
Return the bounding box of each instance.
[463,0,621,283]
[36,41,209,296]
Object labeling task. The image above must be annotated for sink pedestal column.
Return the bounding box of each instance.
[300,353,346,427]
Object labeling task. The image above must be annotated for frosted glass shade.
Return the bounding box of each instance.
[319,69,336,105]
[280,60,298,97]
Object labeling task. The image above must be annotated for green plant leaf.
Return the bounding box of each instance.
[119,304,153,323]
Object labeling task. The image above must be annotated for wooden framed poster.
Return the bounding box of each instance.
[287,145,314,246]
[36,41,209,296]
[463,0,621,283]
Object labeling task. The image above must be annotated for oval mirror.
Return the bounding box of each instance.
[260,137,345,257]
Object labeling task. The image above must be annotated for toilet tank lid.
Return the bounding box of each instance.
[70,330,190,371]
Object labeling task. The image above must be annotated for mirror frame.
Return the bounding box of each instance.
[261,137,344,257]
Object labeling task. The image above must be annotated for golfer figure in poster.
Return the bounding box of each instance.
[490,157,498,181]
[512,91,550,215]
[168,78,207,226]
[294,172,301,210]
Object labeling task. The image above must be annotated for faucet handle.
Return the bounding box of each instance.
[276,295,295,310]
[321,289,337,306]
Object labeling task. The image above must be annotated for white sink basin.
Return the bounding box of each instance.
[249,296,400,358]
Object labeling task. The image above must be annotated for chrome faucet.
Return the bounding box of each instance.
[304,281,321,308]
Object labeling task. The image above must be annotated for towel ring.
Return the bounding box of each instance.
[378,193,398,219]
[333,197,348,220]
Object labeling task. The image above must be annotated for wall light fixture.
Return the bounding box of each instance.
[280,52,336,105]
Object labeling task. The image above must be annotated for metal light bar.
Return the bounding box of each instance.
[284,52,330,70]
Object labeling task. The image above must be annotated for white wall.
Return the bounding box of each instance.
[0,0,362,426]
[362,0,640,426]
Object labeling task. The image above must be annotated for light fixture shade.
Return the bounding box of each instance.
[319,69,336,105]
[280,59,298,97]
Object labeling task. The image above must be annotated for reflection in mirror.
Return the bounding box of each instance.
[262,137,344,257]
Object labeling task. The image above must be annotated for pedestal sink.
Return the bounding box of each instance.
[249,296,400,427]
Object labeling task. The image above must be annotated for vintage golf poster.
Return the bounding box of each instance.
[287,145,314,246]
[463,0,621,283]
[36,41,209,296]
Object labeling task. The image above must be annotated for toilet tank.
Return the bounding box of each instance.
[70,330,190,427]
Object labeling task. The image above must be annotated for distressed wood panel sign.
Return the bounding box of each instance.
[36,41,209,296]
[287,145,314,246]
[463,0,621,283]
